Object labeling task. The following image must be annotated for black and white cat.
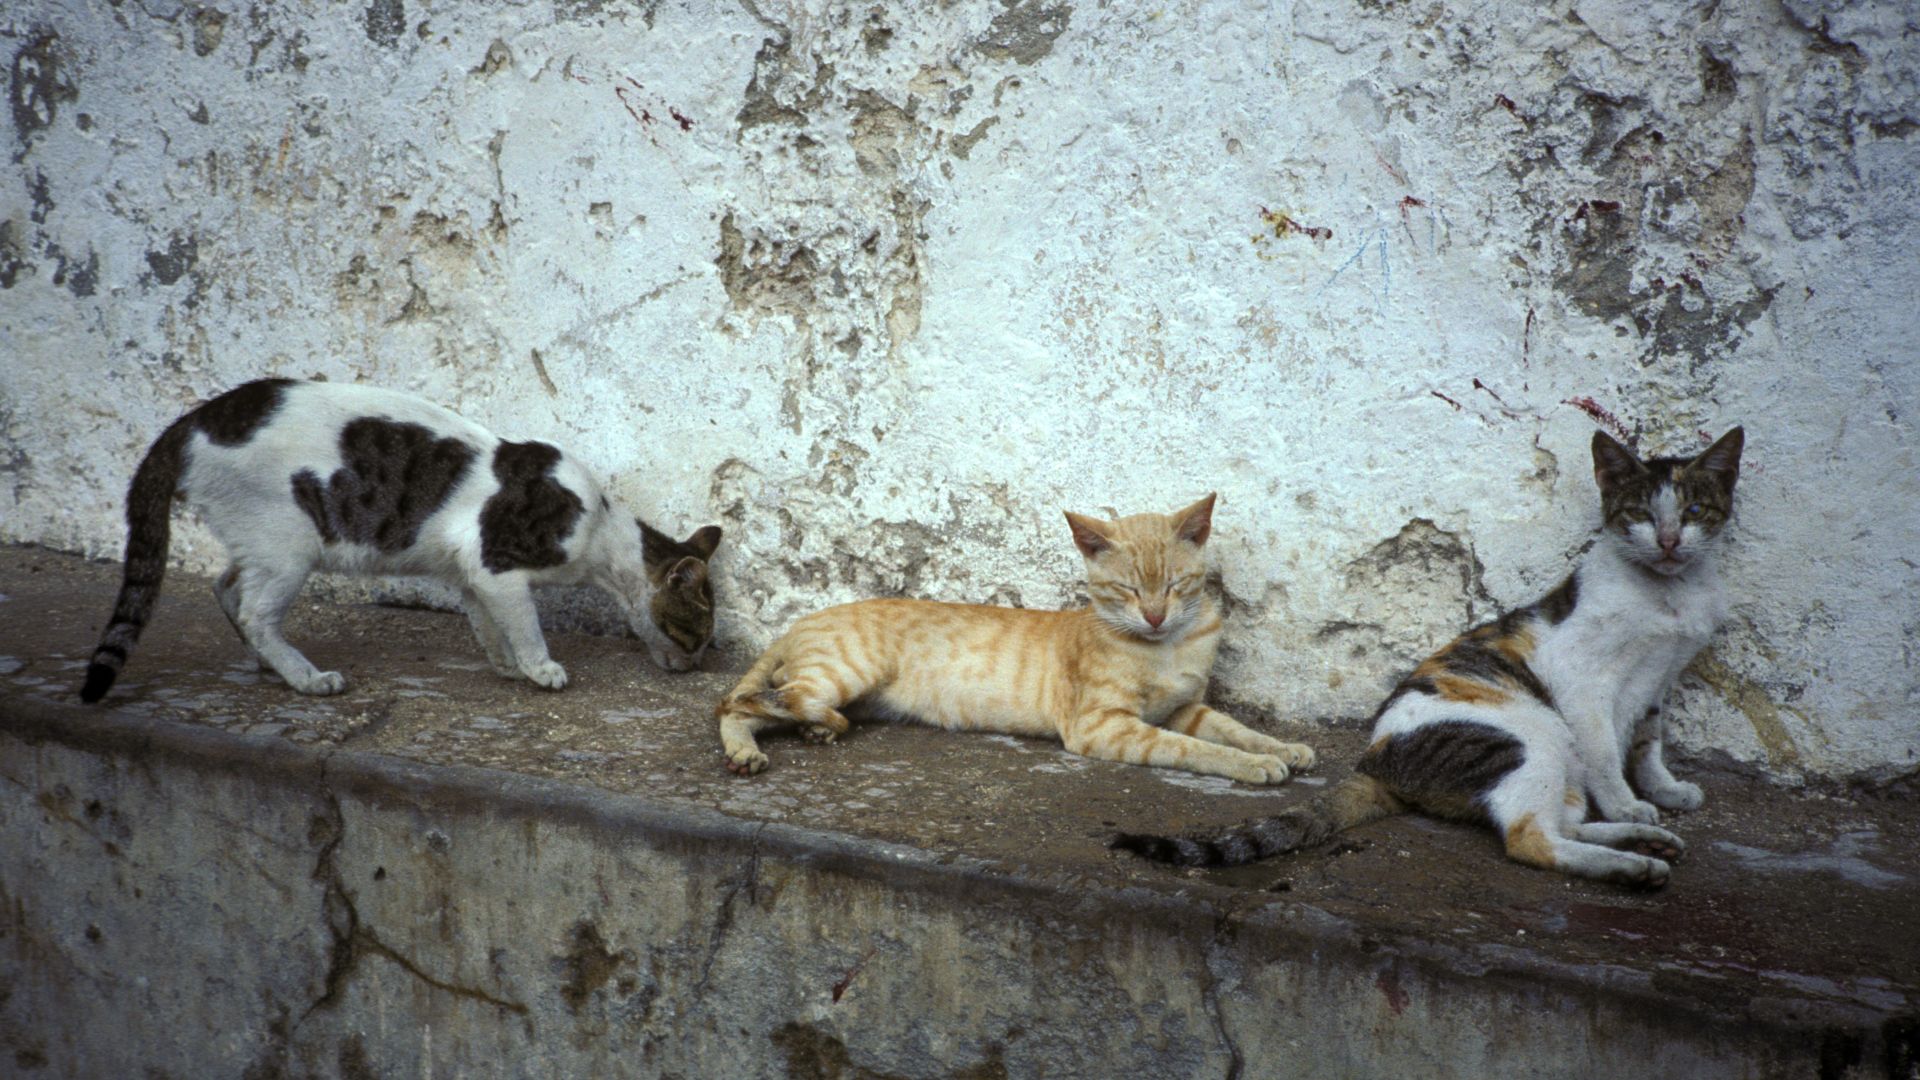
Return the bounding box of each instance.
[1115,428,1745,888]
[81,379,722,701]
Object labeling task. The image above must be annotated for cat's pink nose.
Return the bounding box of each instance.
[1144,611,1165,629]
[1659,533,1681,553]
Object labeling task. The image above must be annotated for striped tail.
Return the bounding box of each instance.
[80,415,196,703]
[1110,774,1407,867]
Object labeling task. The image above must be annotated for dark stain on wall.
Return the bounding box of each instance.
[364,0,406,48]
[10,31,78,151]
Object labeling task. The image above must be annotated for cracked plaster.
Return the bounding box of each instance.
[0,1,1915,782]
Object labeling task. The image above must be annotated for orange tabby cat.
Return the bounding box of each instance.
[717,494,1316,783]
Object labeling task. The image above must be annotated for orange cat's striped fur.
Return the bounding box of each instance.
[717,494,1315,783]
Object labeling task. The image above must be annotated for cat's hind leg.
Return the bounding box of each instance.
[232,562,346,696]
[1167,703,1316,772]
[1489,757,1671,889]
[467,572,566,690]
[212,564,263,671]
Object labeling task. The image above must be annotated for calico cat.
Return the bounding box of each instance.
[80,379,722,701]
[716,494,1317,783]
[1114,428,1744,888]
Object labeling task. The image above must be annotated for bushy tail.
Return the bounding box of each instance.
[1111,774,1407,867]
[80,416,196,703]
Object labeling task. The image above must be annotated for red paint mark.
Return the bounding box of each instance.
[1522,307,1535,367]
[1562,396,1632,443]
[1375,151,1407,185]
[669,107,695,132]
[614,84,650,127]
[1493,93,1519,116]
[1375,967,1409,1016]
[1472,378,1507,406]
[1698,429,1717,444]
[1258,206,1332,243]
[1397,195,1427,245]
[1431,390,1463,411]
[831,946,878,1003]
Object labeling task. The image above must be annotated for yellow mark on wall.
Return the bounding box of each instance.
[1689,649,1803,769]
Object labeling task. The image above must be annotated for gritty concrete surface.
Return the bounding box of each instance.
[2,545,1917,1078]
[3,0,1917,785]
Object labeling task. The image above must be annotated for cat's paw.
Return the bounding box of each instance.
[725,747,769,776]
[801,724,840,745]
[296,671,349,696]
[1272,741,1316,771]
[1632,827,1687,863]
[1616,855,1672,891]
[523,660,568,690]
[1647,780,1704,811]
[1604,798,1662,825]
[1233,754,1293,785]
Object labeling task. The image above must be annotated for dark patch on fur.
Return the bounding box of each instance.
[1371,675,1437,722]
[290,470,338,544]
[1594,430,1741,538]
[194,379,292,446]
[293,418,476,552]
[1441,620,1555,708]
[479,441,583,573]
[1538,571,1580,625]
[1357,720,1525,823]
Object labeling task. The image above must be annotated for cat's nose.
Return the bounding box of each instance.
[1144,610,1165,629]
[1658,533,1681,553]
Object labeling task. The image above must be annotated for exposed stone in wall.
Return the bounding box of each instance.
[0,0,1914,781]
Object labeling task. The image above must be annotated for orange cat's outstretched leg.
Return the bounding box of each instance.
[1061,705,1297,784]
[1165,703,1317,772]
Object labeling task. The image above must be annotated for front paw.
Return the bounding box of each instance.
[1647,780,1704,811]
[1603,797,1662,825]
[522,660,568,690]
[296,671,349,696]
[725,747,769,776]
[1232,753,1292,785]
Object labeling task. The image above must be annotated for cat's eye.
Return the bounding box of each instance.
[1683,503,1703,519]
[1620,508,1652,523]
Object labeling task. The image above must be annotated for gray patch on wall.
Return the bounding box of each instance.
[974,0,1073,65]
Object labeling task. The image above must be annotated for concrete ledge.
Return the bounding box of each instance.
[2,547,1916,1077]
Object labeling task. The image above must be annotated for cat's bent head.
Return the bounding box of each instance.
[1592,427,1743,576]
[1066,493,1217,641]
[637,521,723,670]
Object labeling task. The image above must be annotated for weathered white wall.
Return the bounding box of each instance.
[2,0,1915,782]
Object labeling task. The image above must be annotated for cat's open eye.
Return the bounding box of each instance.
[1620,508,1652,523]
[1683,503,1703,519]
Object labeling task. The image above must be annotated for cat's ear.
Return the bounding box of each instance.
[637,519,675,568]
[1591,432,1645,494]
[1688,427,1744,492]
[683,524,723,561]
[666,556,707,593]
[1173,493,1216,546]
[1064,511,1114,558]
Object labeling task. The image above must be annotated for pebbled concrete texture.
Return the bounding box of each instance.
[2,547,1918,1076]
[0,2,1915,789]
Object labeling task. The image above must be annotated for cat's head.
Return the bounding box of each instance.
[637,521,723,670]
[1065,493,1217,641]
[1592,427,1743,576]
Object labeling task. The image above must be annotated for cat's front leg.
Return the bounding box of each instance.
[1568,702,1660,824]
[1062,705,1293,784]
[1165,703,1316,772]
[469,574,567,690]
[1631,707,1704,811]
[461,589,521,679]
